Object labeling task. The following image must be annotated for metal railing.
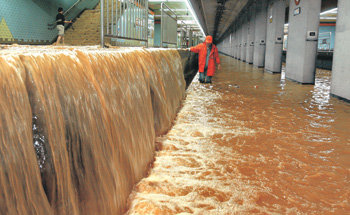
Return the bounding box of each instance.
[48,0,83,30]
[160,3,177,47]
[179,20,189,48]
[101,0,149,47]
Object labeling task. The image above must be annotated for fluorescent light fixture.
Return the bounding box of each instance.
[149,0,205,36]
[184,0,206,36]
[149,0,184,2]
[320,8,337,15]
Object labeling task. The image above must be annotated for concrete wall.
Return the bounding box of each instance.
[331,0,350,101]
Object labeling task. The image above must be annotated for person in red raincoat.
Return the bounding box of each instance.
[189,35,221,83]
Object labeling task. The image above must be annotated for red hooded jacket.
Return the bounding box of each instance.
[190,43,220,76]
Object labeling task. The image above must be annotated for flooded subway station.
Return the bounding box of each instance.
[1,0,350,214]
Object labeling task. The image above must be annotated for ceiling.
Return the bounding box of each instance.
[196,0,250,41]
[149,0,338,42]
[149,0,203,37]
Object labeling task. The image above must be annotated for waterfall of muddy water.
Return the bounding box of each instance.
[0,46,185,214]
[126,55,350,214]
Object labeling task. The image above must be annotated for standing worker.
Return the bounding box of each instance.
[55,7,72,45]
[188,35,221,83]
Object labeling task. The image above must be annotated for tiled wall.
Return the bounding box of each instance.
[0,0,99,44]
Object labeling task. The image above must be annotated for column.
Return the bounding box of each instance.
[234,24,239,59]
[237,20,242,60]
[246,3,256,64]
[232,28,237,58]
[331,0,350,101]
[285,0,321,83]
[264,0,286,73]
[253,0,268,67]
[241,12,248,62]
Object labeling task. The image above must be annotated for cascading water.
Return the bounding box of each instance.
[0,46,186,214]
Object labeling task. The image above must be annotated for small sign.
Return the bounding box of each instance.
[269,15,273,23]
[294,7,301,16]
[295,0,301,6]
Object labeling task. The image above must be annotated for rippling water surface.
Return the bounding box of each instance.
[127,55,350,214]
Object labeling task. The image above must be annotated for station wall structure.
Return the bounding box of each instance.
[219,23,336,57]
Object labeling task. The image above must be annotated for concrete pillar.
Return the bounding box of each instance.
[234,24,238,58]
[237,21,242,60]
[241,13,248,62]
[264,0,286,73]
[331,0,350,101]
[230,35,232,53]
[253,0,268,67]
[246,3,256,64]
[285,0,321,83]
[232,30,236,58]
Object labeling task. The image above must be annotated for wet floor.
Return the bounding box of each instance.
[126,55,350,214]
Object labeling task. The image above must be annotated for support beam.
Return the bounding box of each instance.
[285,0,321,84]
[331,0,350,101]
[253,0,268,68]
[264,0,286,73]
[246,3,256,64]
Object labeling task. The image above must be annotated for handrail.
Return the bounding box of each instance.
[64,0,82,16]
[48,0,83,29]
[161,2,177,20]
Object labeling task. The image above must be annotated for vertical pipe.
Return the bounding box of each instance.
[111,0,114,35]
[100,0,104,47]
[161,3,163,47]
[138,0,141,40]
[116,0,118,36]
[144,0,146,41]
[119,0,121,36]
[123,0,126,37]
[140,0,143,40]
[145,0,148,47]
[133,1,136,40]
[131,1,134,40]
[128,0,130,39]
[107,0,109,34]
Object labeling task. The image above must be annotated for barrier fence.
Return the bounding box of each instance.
[160,3,177,47]
[101,0,149,47]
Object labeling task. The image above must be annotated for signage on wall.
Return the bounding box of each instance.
[295,0,300,5]
[294,7,301,16]
[269,15,273,23]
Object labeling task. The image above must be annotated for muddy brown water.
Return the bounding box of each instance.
[126,55,350,214]
[0,46,185,215]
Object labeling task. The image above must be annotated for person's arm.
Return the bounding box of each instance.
[214,46,221,70]
[189,44,202,53]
